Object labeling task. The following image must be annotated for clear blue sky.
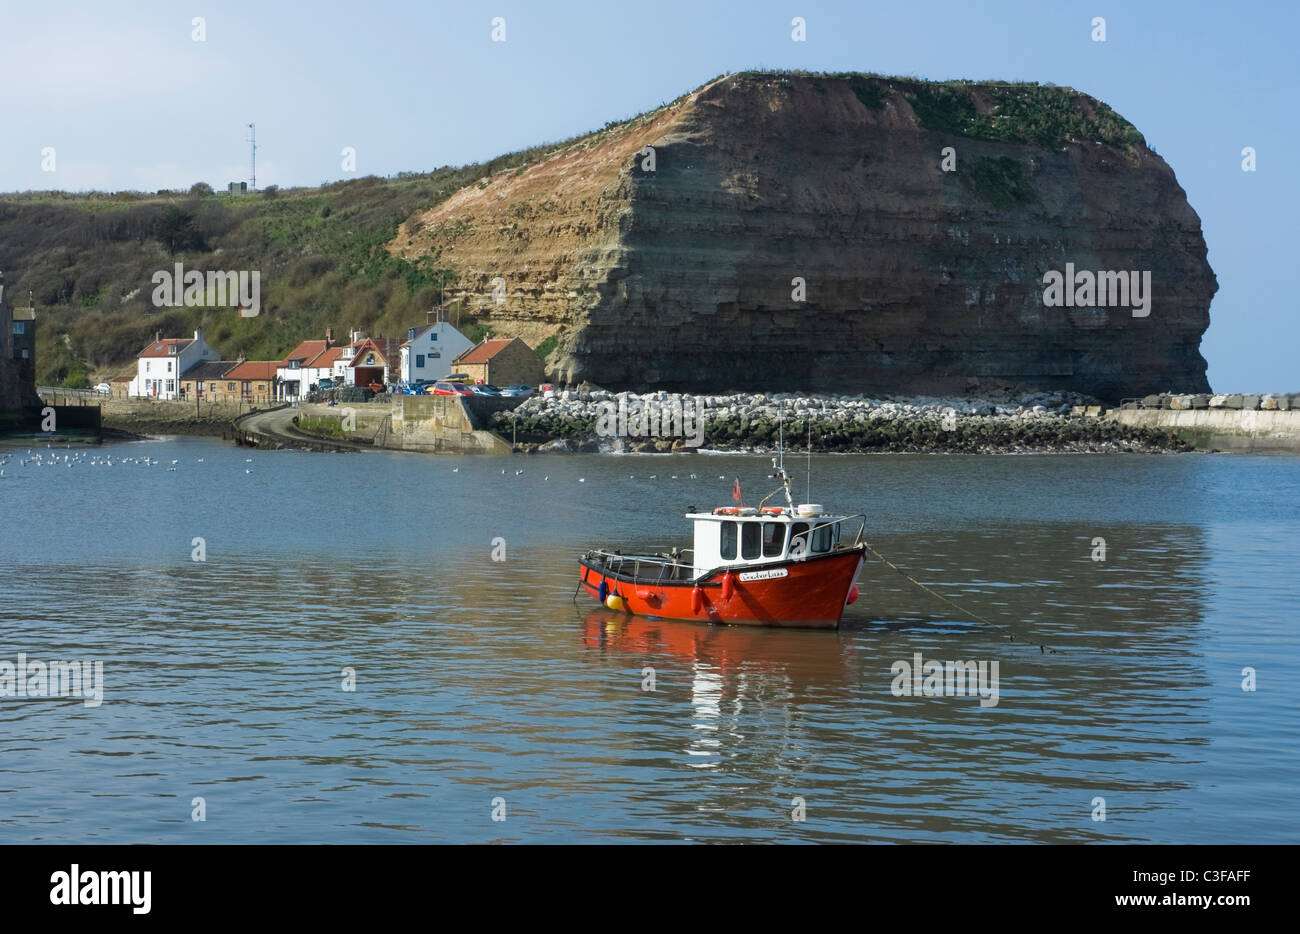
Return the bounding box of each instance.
[1,0,1294,391]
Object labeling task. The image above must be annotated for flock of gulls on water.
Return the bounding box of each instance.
[0,446,257,476]
[1,447,744,485]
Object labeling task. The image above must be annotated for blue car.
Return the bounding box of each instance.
[500,385,534,399]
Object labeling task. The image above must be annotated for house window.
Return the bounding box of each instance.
[12,322,24,334]
[228,382,235,391]
[430,333,437,341]
[416,354,425,368]
[365,353,375,365]
[146,361,151,372]
[167,361,173,372]
[209,383,216,392]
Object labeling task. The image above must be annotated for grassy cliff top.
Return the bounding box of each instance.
[726,70,1144,148]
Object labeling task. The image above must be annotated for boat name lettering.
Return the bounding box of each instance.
[739,568,788,582]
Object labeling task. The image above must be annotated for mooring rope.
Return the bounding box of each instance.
[860,540,1061,654]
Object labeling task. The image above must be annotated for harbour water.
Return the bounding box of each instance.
[1,437,1297,843]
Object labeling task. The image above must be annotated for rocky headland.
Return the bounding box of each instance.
[397,71,1216,399]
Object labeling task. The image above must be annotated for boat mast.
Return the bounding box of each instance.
[772,401,795,510]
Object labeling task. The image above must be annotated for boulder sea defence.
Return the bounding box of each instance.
[490,389,1191,454]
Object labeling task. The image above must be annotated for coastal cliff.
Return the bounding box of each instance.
[394,72,1216,399]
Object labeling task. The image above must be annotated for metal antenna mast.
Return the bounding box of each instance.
[247,123,257,190]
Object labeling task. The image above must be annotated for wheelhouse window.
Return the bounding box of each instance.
[812,522,835,553]
[720,521,737,560]
[741,521,761,559]
[790,522,810,555]
[763,522,785,557]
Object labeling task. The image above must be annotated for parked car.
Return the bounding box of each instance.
[93,382,112,395]
[468,384,502,397]
[500,385,534,399]
[317,378,336,391]
[430,381,474,396]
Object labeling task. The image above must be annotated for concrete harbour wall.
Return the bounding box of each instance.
[386,395,512,454]
[1108,408,1300,452]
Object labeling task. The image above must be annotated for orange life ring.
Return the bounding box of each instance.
[760,506,784,515]
[713,507,739,515]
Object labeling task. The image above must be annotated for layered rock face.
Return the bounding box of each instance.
[393,73,1215,399]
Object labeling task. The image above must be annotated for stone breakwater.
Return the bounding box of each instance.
[490,390,1191,454]
[1123,391,1299,411]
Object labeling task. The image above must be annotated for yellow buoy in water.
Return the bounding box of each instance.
[605,594,626,612]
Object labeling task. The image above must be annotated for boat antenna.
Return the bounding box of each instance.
[769,401,795,511]
[777,401,784,470]
[807,418,812,503]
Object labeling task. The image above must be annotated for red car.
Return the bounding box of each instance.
[430,381,474,396]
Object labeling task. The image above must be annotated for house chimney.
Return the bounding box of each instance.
[155,330,162,342]
[325,327,334,345]
[194,328,202,344]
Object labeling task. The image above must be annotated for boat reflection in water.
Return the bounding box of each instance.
[579,608,857,772]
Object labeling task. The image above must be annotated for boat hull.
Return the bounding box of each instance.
[578,547,865,629]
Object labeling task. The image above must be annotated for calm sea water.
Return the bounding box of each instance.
[1,436,1297,843]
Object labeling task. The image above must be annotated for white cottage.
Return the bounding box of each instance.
[275,331,343,400]
[399,321,474,384]
[130,329,220,399]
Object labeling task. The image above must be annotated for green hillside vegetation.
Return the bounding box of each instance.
[0,99,690,387]
[905,81,1144,148]
[0,71,1143,388]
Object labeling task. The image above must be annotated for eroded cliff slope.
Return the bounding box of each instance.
[393,72,1215,398]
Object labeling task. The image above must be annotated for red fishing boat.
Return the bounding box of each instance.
[578,459,866,629]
